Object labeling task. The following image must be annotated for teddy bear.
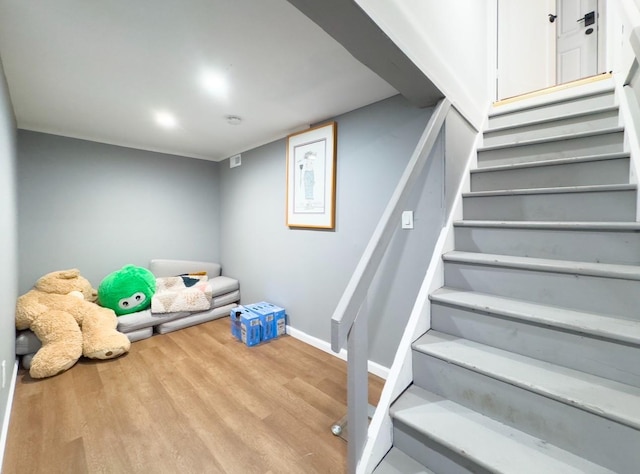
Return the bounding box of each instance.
[15,268,131,379]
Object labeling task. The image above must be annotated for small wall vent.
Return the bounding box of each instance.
[230,154,242,168]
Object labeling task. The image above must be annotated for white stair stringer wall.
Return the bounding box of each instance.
[620,26,640,220]
[371,76,640,473]
[608,0,640,220]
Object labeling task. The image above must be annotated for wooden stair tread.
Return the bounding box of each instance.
[412,331,640,430]
[390,385,615,474]
[471,152,630,174]
[443,251,640,280]
[462,183,635,198]
[430,287,640,345]
[453,220,640,231]
[489,74,614,115]
[485,105,619,134]
[478,126,624,152]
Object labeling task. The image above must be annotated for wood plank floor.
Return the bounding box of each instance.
[3,318,384,474]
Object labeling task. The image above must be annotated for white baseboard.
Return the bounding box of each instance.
[286,325,389,380]
[0,360,18,473]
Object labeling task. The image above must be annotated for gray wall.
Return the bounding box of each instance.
[219,95,443,367]
[445,107,478,216]
[367,131,444,367]
[16,95,445,370]
[0,58,17,451]
[17,132,221,293]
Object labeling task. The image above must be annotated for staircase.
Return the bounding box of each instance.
[374,80,640,473]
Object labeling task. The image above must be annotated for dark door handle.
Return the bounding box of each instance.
[549,13,557,23]
[577,11,596,26]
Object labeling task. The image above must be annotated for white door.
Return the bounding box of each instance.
[556,0,599,83]
[497,0,556,99]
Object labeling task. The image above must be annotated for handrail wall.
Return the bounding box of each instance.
[361,107,483,472]
[330,98,451,353]
[330,98,451,473]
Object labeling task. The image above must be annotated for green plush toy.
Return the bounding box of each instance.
[98,265,156,316]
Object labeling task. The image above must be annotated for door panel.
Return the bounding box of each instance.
[559,49,581,81]
[556,0,598,83]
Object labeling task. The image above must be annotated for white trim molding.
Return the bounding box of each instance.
[286,325,389,380]
[0,360,18,472]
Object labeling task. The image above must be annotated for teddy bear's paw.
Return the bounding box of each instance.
[83,332,131,359]
[30,359,76,379]
[29,345,81,379]
[84,346,128,360]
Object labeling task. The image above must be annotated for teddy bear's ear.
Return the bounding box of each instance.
[59,269,80,279]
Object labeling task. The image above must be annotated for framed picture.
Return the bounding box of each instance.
[286,121,337,229]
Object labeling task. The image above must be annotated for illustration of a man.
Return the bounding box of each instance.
[298,150,316,209]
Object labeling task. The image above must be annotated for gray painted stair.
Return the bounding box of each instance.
[477,128,624,167]
[482,106,619,147]
[453,220,640,264]
[430,287,640,387]
[411,332,640,473]
[462,184,636,221]
[373,448,435,474]
[488,89,616,129]
[470,153,630,191]
[375,82,640,473]
[389,385,616,474]
[443,251,640,319]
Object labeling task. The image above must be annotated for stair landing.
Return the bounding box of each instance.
[493,72,613,108]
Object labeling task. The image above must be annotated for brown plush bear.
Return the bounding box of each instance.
[15,269,131,379]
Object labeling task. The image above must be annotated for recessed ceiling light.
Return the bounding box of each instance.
[225,115,242,125]
[201,71,229,98]
[155,111,177,129]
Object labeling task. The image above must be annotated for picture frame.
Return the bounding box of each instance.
[286,121,337,229]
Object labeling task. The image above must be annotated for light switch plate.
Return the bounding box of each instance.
[402,210,414,229]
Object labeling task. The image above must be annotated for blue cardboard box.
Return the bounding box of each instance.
[230,305,252,341]
[244,302,275,342]
[245,302,286,341]
[266,302,286,337]
[239,309,262,347]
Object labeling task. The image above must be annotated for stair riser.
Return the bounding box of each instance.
[477,131,624,168]
[374,448,438,474]
[470,157,629,191]
[484,110,619,148]
[392,424,488,474]
[444,262,640,320]
[489,92,616,129]
[412,352,640,473]
[463,189,636,221]
[454,226,640,265]
[431,303,640,387]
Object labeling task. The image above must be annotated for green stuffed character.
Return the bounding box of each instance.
[98,265,156,316]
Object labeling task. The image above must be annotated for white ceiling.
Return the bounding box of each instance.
[0,0,398,162]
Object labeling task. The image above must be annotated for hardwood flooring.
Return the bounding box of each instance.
[3,318,384,474]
